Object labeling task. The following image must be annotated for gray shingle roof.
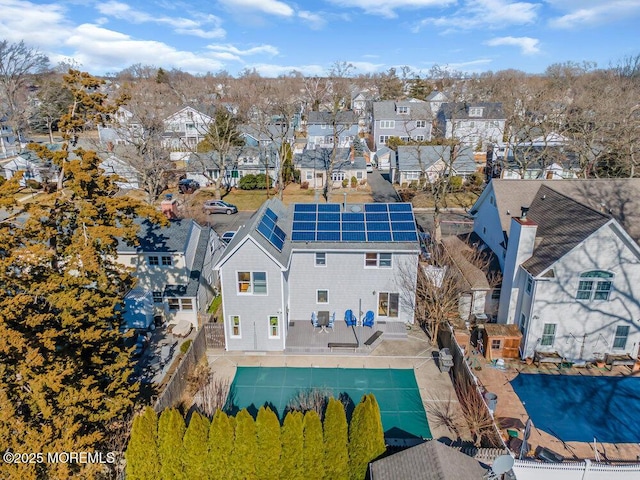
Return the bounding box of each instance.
[117,218,194,253]
[439,102,505,120]
[397,146,450,170]
[370,440,488,480]
[294,148,366,170]
[306,110,358,125]
[373,100,431,120]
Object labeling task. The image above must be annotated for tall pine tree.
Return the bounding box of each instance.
[208,409,235,480]
[125,407,160,480]
[255,406,281,480]
[303,410,325,478]
[183,411,210,479]
[229,409,256,480]
[0,69,158,479]
[158,408,186,480]
[348,394,386,480]
[280,411,304,480]
[323,397,350,480]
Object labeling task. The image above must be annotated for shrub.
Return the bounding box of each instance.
[350,176,358,188]
[449,176,463,191]
[342,178,348,188]
[25,179,42,190]
[180,339,192,354]
[323,398,349,479]
[125,407,160,480]
[469,171,484,187]
[300,181,309,190]
[254,173,272,189]
[255,406,282,480]
[238,174,257,190]
[183,412,210,479]
[158,408,186,479]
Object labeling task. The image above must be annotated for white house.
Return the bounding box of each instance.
[373,100,432,150]
[115,218,222,331]
[163,106,214,153]
[214,198,420,351]
[99,154,141,190]
[436,102,505,149]
[470,179,640,362]
[2,150,59,186]
[294,147,368,190]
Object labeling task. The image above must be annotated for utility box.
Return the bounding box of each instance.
[439,347,453,373]
[484,392,498,415]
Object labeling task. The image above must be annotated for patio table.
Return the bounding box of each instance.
[317,311,330,333]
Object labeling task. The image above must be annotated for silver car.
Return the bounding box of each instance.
[203,200,238,215]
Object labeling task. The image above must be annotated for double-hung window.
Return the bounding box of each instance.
[576,271,613,301]
[161,256,172,266]
[269,316,279,338]
[365,253,392,268]
[380,120,395,129]
[315,253,326,266]
[416,120,426,128]
[148,256,159,266]
[230,315,241,337]
[613,325,629,349]
[540,324,556,346]
[237,271,267,294]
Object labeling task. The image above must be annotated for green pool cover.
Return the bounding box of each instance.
[226,367,431,440]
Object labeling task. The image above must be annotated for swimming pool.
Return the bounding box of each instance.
[226,367,432,440]
[510,373,640,443]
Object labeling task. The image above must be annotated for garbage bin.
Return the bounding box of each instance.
[484,392,498,415]
[439,348,453,373]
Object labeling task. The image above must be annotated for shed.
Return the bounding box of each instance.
[482,324,522,360]
[450,318,470,354]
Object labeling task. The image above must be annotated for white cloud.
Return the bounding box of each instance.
[207,44,279,57]
[218,0,294,17]
[298,10,326,29]
[95,1,226,39]
[548,1,640,29]
[325,0,453,18]
[414,0,538,32]
[348,61,386,74]
[486,36,540,55]
[0,0,71,47]
[248,63,325,76]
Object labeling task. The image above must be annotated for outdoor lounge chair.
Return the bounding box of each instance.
[345,309,357,327]
[311,311,319,328]
[363,310,375,328]
[328,312,335,330]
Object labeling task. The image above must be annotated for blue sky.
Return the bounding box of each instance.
[1,0,638,77]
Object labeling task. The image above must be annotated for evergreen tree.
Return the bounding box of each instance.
[323,397,349,480]
[0,69,158,479]
[280,411,304,480]
[125,407,160,480]
[302,410,325,478]
[255,406,282,480]
[208,410,235,480]
[348,394,386,480]
[158,408,186,480]
[229,409,256,480]
[183,411,210,479]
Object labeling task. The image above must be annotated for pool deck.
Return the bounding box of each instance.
[471,351,640,462]
[206,326,464,443]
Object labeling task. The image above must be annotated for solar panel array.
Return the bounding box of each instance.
[291,203,418,242]
[256,207,286,251]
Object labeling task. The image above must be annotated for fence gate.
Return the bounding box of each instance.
[204,322,225,349]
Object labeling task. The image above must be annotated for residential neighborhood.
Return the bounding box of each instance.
[1,34,639,480]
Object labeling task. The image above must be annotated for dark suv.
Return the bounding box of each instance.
[178,179,200,194]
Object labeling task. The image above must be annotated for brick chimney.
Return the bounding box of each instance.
[161,194,179,219]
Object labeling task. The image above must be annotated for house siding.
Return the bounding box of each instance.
[220,238,285,351]
[519,225,640,360]
[288,250,417,325]
[472,188,507,270]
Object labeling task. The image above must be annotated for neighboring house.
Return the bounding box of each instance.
[425,90,449,117]
[436,102,505,149]
[162,106,214,152]
[97,106,142,146]
[0,118,18,159]
[2,150,59,186]
[374,145,395,171]
[372,100,432,149]
[185,145,279,188]
[470,179,640,361]
[392,145,479,185]
[369,440,488,480]
[115,218,222,331]
[304,111,359,149]
[239,124,295,148]
[214,198,420,351]
[294,147,367,189]
[99,154,141,190]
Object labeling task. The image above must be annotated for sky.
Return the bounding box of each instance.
[0,0,638,77]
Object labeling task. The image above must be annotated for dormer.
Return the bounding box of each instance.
[396,105,410,115]
[469,107,484,117]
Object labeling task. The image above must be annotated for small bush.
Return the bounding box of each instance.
[449,176,463,191]
[300,181,309,190]
[341,178,348,188]
[350,176,357,188]
[26,179,42,190]
[180,339,193,354]
[469,172,484,187]
[238,174,257,190]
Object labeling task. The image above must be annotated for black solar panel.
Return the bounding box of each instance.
[318,203,340,212]
[389,203,412,212]
[264,207,278,222]
[294,204,316,212]
[364,203,388,212]
[256,207,286,252]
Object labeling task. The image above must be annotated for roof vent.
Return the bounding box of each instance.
[350,205,362,213]
[520,206,529,219]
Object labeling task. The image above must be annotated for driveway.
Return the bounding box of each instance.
[367,169,401,203]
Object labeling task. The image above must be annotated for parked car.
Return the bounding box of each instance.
[203,199,238,215]
[178,178,200,194]
[221,231,236,244]
[366,163,373,173]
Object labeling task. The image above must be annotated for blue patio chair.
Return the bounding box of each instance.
[311,311,319,328]
[345,309,357,327]
[328,312,335,330]
[363,310,375,328]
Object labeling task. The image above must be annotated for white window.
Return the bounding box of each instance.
[356,172,363,179]
[331,171,345,181]
[161,256,172,266]
[519,313,527,334]
[315,252,326,266]
[306,171,313,181]
[416,120,426,128]
[268,315,279,338]
[405,171,420,181]
[365,252,392,267]
[317,290,328,303]
[469,107,484,117]
[230,315,241,337]
[186,123,195,131]
[380,120,395,129]
[148,256,159,266]
[540,323,556,346]
[415,135,425,142]
[237,271,267,295]
[576,271,613,301]
[181,298,193,311]
[168,298,180,311]
[397,106,409,114]
[613,325,629,349]
[379,135,390,144]
[526,277,533,294]
[378,292,399,318]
